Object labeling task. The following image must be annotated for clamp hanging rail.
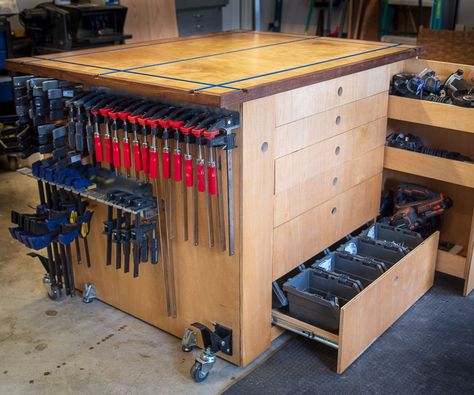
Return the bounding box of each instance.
[17,168,158,219]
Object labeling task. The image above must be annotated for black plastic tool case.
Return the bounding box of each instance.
[361,223,423,250]
[312,251,386,287]
[338,236,407,267]
[283,268,363,331]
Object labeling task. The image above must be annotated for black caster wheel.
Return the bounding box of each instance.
[182,345,193,352]
[190,362,209,383]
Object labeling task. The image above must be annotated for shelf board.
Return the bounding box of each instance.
[384,147,474,189]
[388,95,474,134]
[437,249,466,279]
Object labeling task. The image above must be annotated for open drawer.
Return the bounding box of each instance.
[272,231,439,373]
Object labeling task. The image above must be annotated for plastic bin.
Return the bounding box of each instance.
[312,251,386,287]
[338,236,407,268]
[361,223,423,250]
[283,268,363,331]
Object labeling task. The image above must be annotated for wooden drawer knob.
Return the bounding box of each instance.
[338,86,343,96]
[335,146,341,156]
[332,176,338,186]
[331,207,337,215]
[336,115,341,125]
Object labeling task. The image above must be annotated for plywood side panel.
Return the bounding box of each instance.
[274,96,387,159]
[272,174,382,280]
[274,146,384,227]
[275,65,389,126]
[240,97,275,365]
[121,0,178,43]
[73,136,241,364]
[275,119,386,194]
[337,232,439,373]
[464,210,474,296]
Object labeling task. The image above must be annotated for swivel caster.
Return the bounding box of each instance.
[191,347,216,383]
[185,322,232,383]
[182,328,197,352]
[82,283,96,303]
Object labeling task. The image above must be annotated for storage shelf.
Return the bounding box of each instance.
[384,147,474,189]
[437,249,467,279]
[388,95,474,134]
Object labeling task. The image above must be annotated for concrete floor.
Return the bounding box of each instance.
[0,168,287,395]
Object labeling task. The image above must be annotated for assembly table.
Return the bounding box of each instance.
[7,31,428,373]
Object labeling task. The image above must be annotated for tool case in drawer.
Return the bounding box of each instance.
[272,231,439,373]
[361,223,423,250]
[338,236,407,268]
[312,251,387,287]
[283,268,363,331]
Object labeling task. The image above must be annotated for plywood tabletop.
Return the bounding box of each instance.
[6,31,420,107]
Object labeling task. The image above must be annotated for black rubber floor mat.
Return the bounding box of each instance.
[225,274,474,395]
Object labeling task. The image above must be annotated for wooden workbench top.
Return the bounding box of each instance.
[6,31,420,107]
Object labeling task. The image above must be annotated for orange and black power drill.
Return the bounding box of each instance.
[388,183,452,231]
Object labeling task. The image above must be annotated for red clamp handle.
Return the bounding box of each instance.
[112,140,121,168]
[123,141,131,169]
[147,119,160,128]
[180,125,194,135]
[94,135,103,162]
[133,142,142,172]
[169,120,185,129]
[192,127,207,138]
[141,146,150,175]
[207,164,217,195]
[137,116,149,127]
[204,129,220,140]
[105,136,112,164]
[197,163,205,192]
[173,152,182,182]
[127,114,141,124]
[162,151,170,179]
[118,111,132,121]
[185,158,193,187]
[158,119,170,129]
[150,151,159,180]
[99,107,112,117]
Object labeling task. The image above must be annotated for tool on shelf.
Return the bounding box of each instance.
[381,183,452,235]
[386,132,473,162]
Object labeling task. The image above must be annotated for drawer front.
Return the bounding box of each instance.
[272,173,382,280]
[274,145,384,227]
[275,118,386,195]
[275,65,390,127]
[338,231,439,373]
[177,8,223,36]
[275,95,388,159]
